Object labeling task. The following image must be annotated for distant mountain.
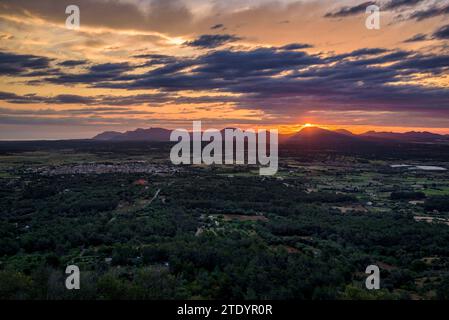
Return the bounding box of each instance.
[92,127,449,144]
[286,127,360,144]
[334,129,355,136]
[361,131,447,143]
[93,128,172,141]
[92,131,122,140]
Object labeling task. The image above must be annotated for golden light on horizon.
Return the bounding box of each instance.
[300,123,322,130]
[284,123,321,134]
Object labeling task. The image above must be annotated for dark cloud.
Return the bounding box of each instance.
[210,24,224,30]
[400,24,449,44]
[58,60,88,67]
[0,92,36,104]
[195,48,321,76]
[1,42,448,123]
[0,115,140,126]
[391,54,449,74]
[95,47,322,91]
[77,46,448,120]
[280,43,313,50]
[52,94,96,105]
[45,62,135,85]
[328,48,389,62]
[89,62,133,74]
[345,48,388,56]
[0,91,88,105]
[0,91,173,106]
[384,0,424,10]
[325,0,425,18]
[185,34,242,48]
[404,33,428,43]
[0,52,53,76]
[0,90,236,107]
[47,46,442,100]
[433,24,449,40]
[325,1,375,18]
[133,54,179,66]
[0,106,143,116]
[409,4,449,21]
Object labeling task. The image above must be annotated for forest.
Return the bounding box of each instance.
[0,141,449,300]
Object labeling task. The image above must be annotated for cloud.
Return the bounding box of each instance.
[383,0,425,10]
[0,115,139,126]
[0,0,194,35]
[210,24,224,30]
[0,106,147,116]
[0,51,53,76]
[404,33,428,43]
[280,43,313,50]
[0,92,93,105]
[325,1,375,18]
[0,90,239,107]
[433,24,449,40]
[89,62,133,74]
[185,34,242,48]
[58,46,446,121]
[402,24,449,43]
[340,48,388,57]
[133,54,179,65]
[409,4,449,21]
[32,46,446,109]
[1,40,448,128]
[58,60,88,67]
[0,91,174,106]
[44,62,136,85]
[325,0,426,18]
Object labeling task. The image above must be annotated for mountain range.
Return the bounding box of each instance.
[93,127,449,144]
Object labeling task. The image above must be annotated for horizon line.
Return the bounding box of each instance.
[1,125,448,142]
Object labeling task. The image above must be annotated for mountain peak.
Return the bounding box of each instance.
[334,129,354,136]
[298,126,330,134]
[93,127,171,141]
[92,131,122,141]
[286,126,359,144]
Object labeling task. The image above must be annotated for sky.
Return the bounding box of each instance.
[0,0,448,139]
